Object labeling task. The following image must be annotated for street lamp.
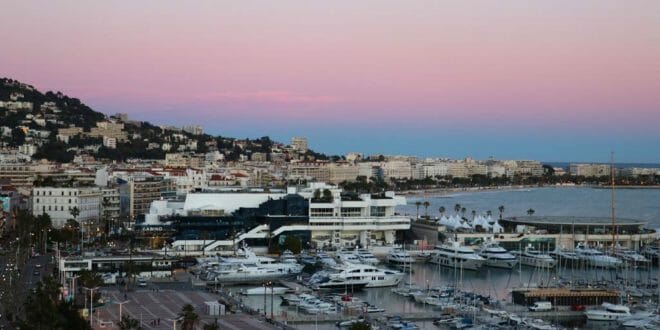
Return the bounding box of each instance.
[115,300,130,321]
[82,286,100,327]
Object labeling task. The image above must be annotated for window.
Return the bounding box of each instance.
[310,208,333,217]
[340,207,362,217]
[370,206,386,217]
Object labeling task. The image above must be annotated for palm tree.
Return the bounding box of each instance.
[69,206,81,252]
[471,210,476,221]
[118,315,141,330]
[498,205,505,220]
[527,208,535,216]
[438,206,446,218]
[454,204,461,214]
[460,207,467,219]
[486,210,492,217]
[422,201,430,218]
[179,304,199,330]
[414,201,422,219]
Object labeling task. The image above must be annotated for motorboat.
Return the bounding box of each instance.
[478,239,518,269]
[386,248,415,266]
[219,248,303,273]
[575,244,622,268]
[241,286,290,295]
[335,251,361,264]
[585,302,631,321]
[298,252,317,266]
[356,248,380,265]
[428,241,485,271]
[316,251,337,267]
[511,246,557,268]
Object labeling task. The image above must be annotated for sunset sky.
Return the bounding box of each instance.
[2,1,659,162]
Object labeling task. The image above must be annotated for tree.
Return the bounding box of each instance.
[471,210,476,220]
[322,189,333,202]
[415,201,421,219]
[454,204,461,214]
[10,127,26,147]
[349,322,372,330]
[179,304,199,330]
[422,201,430,218]
[438,206,446,217]
[203,320,220,330]
[527,208,535,216]
[498,205,505,220]
[118,315,141,330]
[282,235,303,254]
[460,207,467,218]
[79,269,103,288]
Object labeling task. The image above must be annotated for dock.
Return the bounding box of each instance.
[512,287,619,306]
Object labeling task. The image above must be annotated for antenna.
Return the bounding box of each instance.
[610,152,617,254]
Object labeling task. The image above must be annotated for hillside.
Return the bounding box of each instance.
[0,77,327,163]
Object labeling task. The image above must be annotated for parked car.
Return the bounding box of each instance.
[529,301,552,312]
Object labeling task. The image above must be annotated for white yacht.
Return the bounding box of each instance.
[585,302,631,321]
[279,250,298,264]
[612,247,650,265]
[550,249,580,266]
[511,247,557,268]
[335,251,361,264]
[575,244,622,268]
[316,251,337,267]
[308,271,369,291]
[356,248,380,265]
[478,239,518,269]
[312,264,405,289]
[428,241,485,271]
[219,248,304,273]
[386,248,415,266]
[209,264,295,284]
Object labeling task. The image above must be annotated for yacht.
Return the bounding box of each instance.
[279,250,298,264]
[428,241,485,271]
[575,244,622,268]
[219,248,304,273]
[511,247,557,268]
[585,302,631,321]
[386,248,415,266]
[336,251,361,264]
[298,252,317,266]
[478,239,518,269]
[209,264,296,284]
[308,271,369,291]
[612,247,650,266]
[316,251,337,267]
[311,264,404,289]
[550,249,580,266]
[356,248,380,265]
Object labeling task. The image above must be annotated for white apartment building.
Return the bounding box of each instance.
[446,162,469,178]
[569,163,611,177]
[32,187,102,228]
[382,160,412,180]
[327,164,359,184]
[103,136,117,149]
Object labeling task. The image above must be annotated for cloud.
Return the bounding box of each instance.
[198,90,340,105]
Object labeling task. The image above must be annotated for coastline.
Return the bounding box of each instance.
[400,184,547,197]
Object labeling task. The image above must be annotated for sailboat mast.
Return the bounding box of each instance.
[610,152,617,255]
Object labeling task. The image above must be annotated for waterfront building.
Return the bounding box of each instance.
[411,215,655,252]
[0,162,34,194]
[569,163,611,177]
[142,183,410,253]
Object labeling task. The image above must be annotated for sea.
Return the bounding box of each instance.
[239,187,660,329]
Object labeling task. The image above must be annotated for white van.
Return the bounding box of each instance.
[528,301,552,312]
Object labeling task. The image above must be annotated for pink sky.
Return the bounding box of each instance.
[2,1,660,160]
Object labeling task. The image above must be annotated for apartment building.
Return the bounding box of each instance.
[0,162,34,193]
[569,163,611,177]
[32,187,102,228]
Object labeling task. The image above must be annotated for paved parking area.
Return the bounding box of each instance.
[94,289,277,329]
